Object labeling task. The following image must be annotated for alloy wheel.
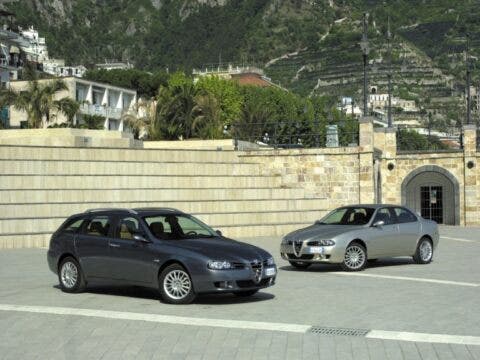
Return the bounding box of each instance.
[344,245,366,270]
[60,261,78,289]
[419,240,433,262]
[163,270,192,300]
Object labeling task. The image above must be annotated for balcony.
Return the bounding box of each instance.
[79,104,123,119]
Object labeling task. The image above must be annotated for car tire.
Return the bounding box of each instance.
[159,263,196,304]
[233,290,259,297]
[288,261,311,269]
[341,242,367,271]
[58,257,85,293]
[413,237,433,264]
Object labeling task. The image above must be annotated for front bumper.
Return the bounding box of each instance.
[193,265,277,294]
[280,243,344,263]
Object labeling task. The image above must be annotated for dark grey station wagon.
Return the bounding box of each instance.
[47,208,276,304]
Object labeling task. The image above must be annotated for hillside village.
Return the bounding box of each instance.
[0,0,478,153]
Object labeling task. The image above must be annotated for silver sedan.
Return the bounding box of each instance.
[280,204,439,271]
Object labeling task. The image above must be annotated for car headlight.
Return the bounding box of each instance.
[266,257,275,266]
[207,260,233,270]
[319,239,335,246]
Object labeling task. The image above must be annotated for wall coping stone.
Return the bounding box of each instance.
[374,127,396,133]
[358,116,374,124]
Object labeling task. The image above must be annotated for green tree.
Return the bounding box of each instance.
[195,76,243,127]
[151,75,198,140]
[79,114,105,129]
[192,94,224,139]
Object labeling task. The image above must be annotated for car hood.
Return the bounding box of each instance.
[172,237,271,262]
[284,224,366,242]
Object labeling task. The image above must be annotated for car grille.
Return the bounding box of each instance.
[236,278,271,288]
[287,254,314,260]
[232,262,247,269]
[307,241,320,246]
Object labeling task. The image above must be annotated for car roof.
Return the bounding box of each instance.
[74,207,185,217]
[339,204,407,209]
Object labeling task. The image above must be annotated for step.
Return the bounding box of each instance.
[0,210,324,234]
[0,198,329,218]
[0,174,281,190]
[0,159,263,176]
[0,221,312,249]
[0,145,242,163]
[0,187,306,203]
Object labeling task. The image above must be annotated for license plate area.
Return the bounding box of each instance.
[265,267,276,277]
[307,246,324,254]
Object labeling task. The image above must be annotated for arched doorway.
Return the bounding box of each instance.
[401,165,459,225]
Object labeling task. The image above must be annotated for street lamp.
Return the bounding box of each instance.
[360,13,370,117]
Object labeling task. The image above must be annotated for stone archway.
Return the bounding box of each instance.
[401,165,460,225]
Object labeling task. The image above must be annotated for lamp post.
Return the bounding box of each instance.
[466,34,472,125]
[387,15,393,128]
[360,12,370,117]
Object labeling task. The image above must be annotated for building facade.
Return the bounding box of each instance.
[8,77,137,130]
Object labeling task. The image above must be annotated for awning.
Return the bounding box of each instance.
[9,45,19,54]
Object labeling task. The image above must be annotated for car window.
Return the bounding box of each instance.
[117,217,140,240]
[317,207,375,225]
[62,218,85,233]
[144,214,215,239]
[83,216,111,237]
[394,207,417,224]
[373,208,396,225]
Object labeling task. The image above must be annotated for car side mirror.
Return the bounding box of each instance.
[372,220,385,228]
[215,230,222,236]
[133,233,150,243]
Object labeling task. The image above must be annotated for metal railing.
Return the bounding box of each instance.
[396,126,463,152]
[230,121,359,149]
[79,104,123,119]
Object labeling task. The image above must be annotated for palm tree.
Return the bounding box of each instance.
[0,71,80,128]
[233,97,273,143]
[192,93,223,139]
[121,98,157,139]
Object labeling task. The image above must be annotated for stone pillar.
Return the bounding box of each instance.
[373,127,397,204]
[463,125,477,225]
[358,117,375,203]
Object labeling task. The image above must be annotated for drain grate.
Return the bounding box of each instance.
[308,326,370,337]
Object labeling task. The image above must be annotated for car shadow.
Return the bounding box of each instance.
[195,292,275,305]
[53,284,275,304]
[53,284,161,300]
[279,257,415,272]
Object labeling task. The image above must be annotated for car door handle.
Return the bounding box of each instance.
[109,243,120,248]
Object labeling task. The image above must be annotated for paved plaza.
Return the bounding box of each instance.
[0,226,479,359]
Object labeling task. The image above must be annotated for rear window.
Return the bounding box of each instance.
[82,216,112,237]
[61,218,85,233]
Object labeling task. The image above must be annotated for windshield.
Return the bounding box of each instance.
[143,214,217,240]
[316,207,375,225]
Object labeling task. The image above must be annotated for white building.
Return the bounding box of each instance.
[18,26,49,62]
[95,61,134,71]
[369,93,418,113]
[337,97,363,117]
[43,59,86,78]
[8,77,137,131]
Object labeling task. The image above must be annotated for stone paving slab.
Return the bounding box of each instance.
[0,226,479,359]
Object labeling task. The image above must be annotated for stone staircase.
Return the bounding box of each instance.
[0,145,329,248]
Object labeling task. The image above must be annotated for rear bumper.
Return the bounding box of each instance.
[193,266,277,294]
[47,250,58,274]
